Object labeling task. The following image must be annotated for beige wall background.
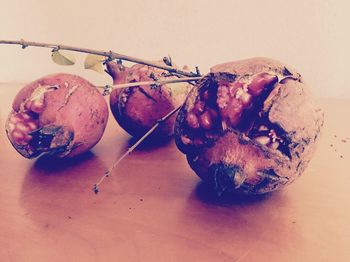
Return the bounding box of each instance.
[0,0,349,98]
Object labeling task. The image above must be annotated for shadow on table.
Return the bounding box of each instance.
[31,151,97,174]
[19,151,108,224]
[177,181,302,260]
[193,181,272,206]
[126,135,174,152]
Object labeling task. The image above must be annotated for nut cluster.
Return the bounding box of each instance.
[6,86,48,145]
[7,112,39,145]
[183,72,278,147]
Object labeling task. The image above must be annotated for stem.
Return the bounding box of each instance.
[99,76,201,91]
[0,39,199,77]
[93,106,181,194]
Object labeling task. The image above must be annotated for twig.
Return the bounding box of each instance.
[93,106,181,194]
[99,76,201,95]
[0,39,200,77]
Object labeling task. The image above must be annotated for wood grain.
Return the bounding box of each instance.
[0,83,349,262]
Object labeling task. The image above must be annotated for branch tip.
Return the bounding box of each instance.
[93,184,99,194]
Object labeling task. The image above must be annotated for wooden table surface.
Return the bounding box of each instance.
[0,83,349,262]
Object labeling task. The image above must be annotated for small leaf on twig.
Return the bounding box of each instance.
[51,50,76,66]
[84,54,105,73]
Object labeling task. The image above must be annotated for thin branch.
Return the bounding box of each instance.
[0,39,199,77]
[93,106,182,194]
[99,76,201,91]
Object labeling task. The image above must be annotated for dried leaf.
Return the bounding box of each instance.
[51,50,76,66]
[84,54,105,73]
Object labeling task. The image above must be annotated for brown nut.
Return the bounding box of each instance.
[175,57,324,195]
[5,74,108,159]
[107,61,191,139]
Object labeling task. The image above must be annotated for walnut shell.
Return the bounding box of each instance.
[175,58,324,194]
[107,61,190,138]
